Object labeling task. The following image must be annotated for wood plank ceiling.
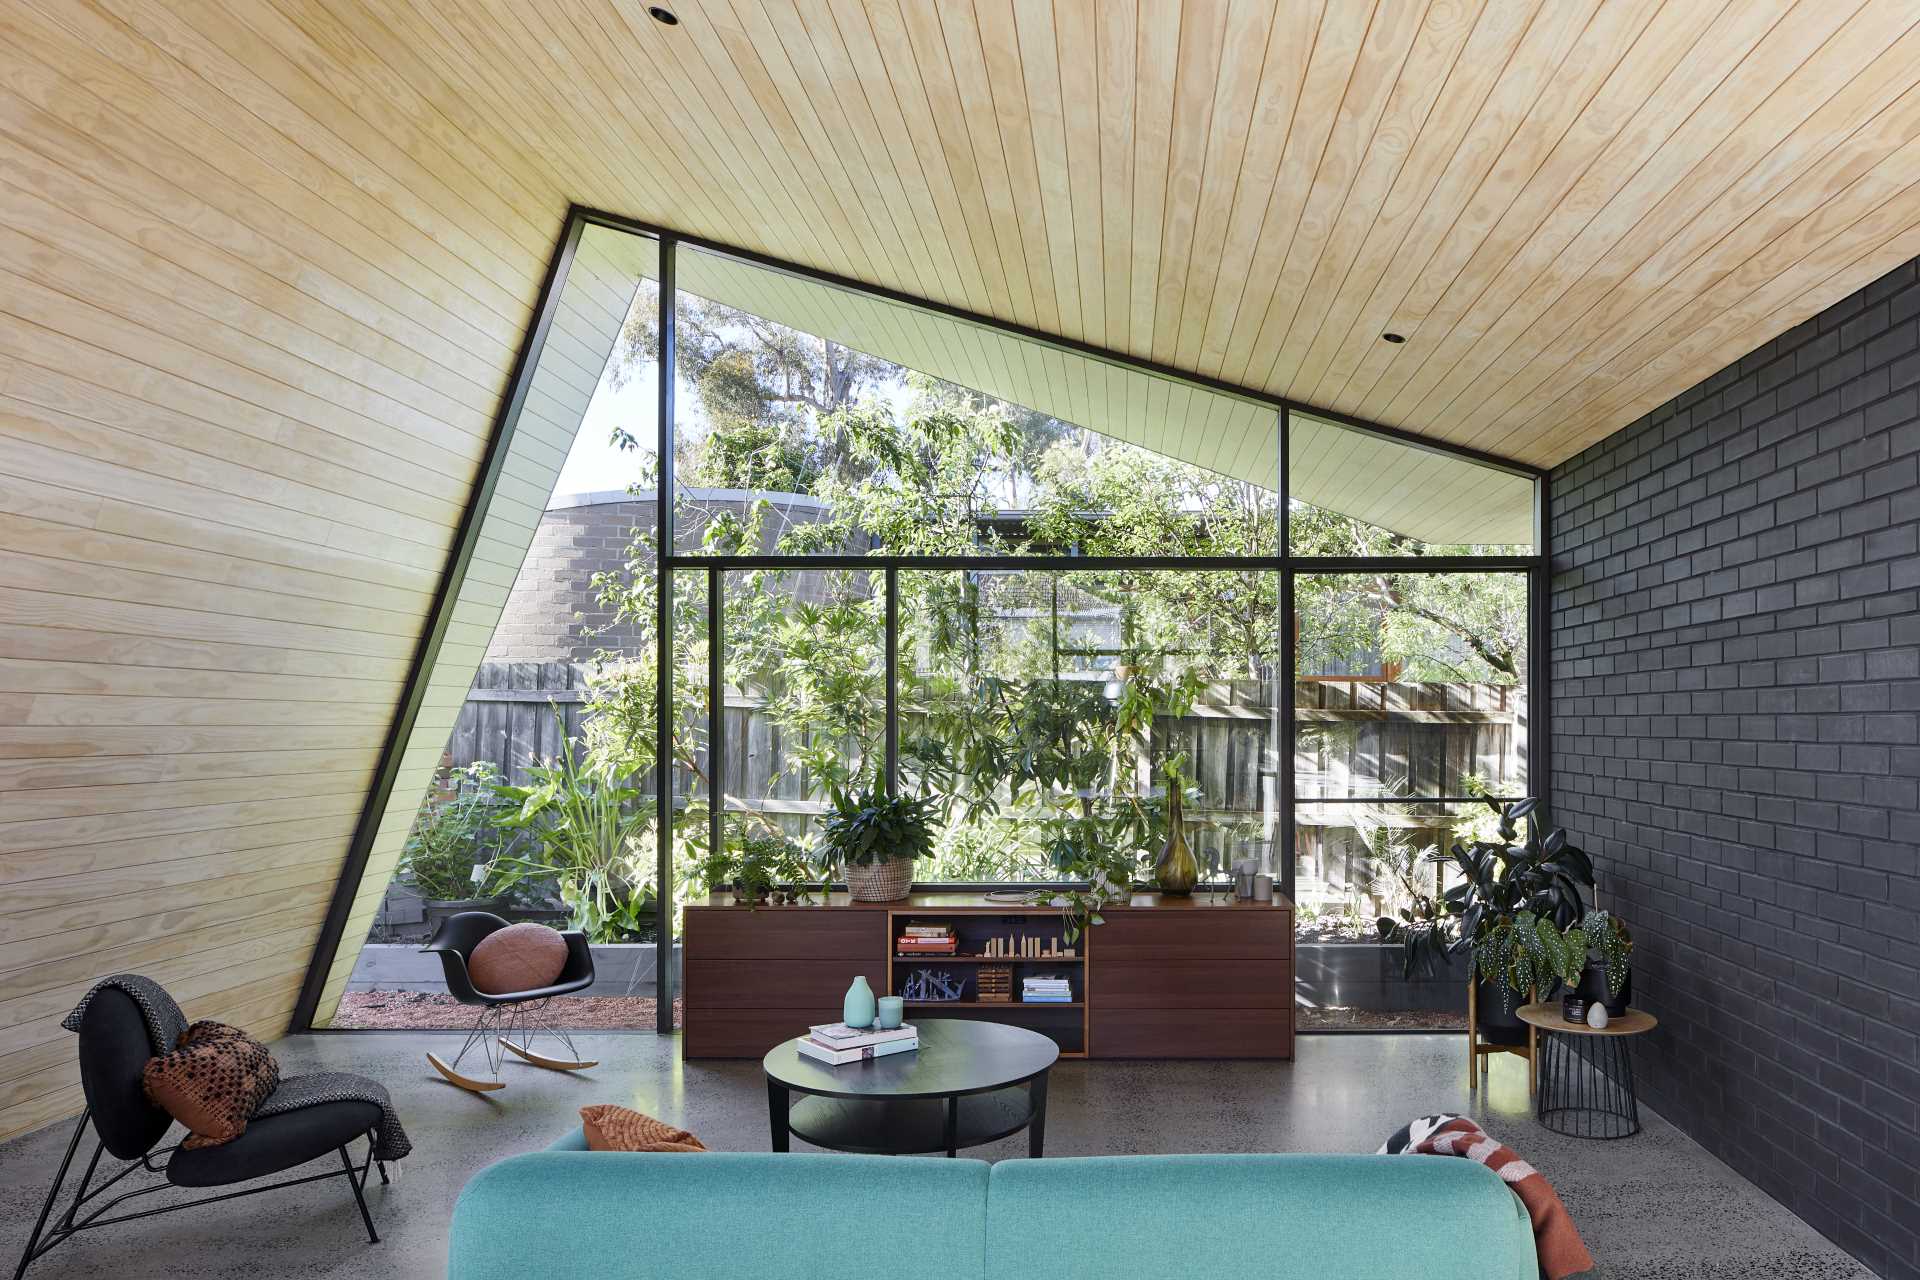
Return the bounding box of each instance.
[398,0,1920,469]
[2,0,1919,1139]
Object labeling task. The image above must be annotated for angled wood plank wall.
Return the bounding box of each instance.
[0,1,559,1140]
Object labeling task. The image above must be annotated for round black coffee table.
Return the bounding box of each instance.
[763,1019,1058,1157]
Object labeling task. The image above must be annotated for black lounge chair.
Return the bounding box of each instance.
[15,980,395,1279]
[420,911,597,1091]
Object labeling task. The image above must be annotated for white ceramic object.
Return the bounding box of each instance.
[1586,1002,1610,1030]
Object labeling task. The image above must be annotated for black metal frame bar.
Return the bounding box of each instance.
[298,203,1555,1039]
[654,234,679,1036]
[13,1109,385,1278]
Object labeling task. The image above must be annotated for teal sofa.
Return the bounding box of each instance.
[449,1129,1537,1279]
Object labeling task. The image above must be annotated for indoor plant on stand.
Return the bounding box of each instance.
[1377,798,1595,1058]
[821,777,936,902]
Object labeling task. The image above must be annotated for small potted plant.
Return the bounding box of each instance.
[701,830,804,907]
[1562,909,1633,1021]
[821,779,936,902]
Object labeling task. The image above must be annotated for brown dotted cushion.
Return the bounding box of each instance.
[467,922,568,995]
[141,1020,280,1150]
[580,1104,708,1153]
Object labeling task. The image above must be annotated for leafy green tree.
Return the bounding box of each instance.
[581,298,1522,908]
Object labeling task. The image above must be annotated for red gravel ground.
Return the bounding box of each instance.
[332,990,680,1029]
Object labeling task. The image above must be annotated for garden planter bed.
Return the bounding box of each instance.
[1296,1006,1464,1031]
[1296,941,1468,1018]
[344,941,680,994]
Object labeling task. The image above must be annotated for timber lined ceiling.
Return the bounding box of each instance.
[2,0,1919,1139]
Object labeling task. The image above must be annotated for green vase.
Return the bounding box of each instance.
[1153,784,1198,896]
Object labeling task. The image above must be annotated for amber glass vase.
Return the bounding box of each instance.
[1153,785,1198,896]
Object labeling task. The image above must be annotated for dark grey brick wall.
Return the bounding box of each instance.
[1550,259,1920,1279]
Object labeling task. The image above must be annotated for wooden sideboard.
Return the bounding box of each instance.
[682,891,1293,1060]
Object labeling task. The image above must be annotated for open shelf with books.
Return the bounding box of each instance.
[889,908,1089,1056]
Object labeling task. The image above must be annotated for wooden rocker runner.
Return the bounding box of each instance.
[422,912,598,1093]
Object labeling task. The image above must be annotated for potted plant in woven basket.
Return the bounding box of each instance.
[822,780,936,902]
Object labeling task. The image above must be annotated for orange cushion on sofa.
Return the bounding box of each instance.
[580,1104,708,1152]
[142,1020,280,1150]
[468,922,568,995]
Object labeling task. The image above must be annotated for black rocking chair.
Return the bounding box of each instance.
[421,912,597,1092]
[15,983,389,1279]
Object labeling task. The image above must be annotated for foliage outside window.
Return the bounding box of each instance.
[565,275,1527,929]
[397,762,510,902]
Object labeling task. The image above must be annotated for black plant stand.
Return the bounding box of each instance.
[1516,1004,1658,1141]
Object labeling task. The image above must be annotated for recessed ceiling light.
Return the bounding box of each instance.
[1381,332,1406,344]
[648,5,679,23]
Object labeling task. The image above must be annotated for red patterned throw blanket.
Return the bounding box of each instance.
[1380,1114,1594,1279]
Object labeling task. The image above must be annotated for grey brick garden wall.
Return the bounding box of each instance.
[484,493,653,662]
[483,489,846,663]
[1550,259,1920,1279]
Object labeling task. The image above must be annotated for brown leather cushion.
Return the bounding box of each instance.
[580,1104,708,1152]
[468,922,568,995]
[141,1021,280,1150]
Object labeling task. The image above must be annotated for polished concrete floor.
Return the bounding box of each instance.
[0,1032,1872,1279]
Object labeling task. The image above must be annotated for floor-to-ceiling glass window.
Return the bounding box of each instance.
[1286,413,1536,1029]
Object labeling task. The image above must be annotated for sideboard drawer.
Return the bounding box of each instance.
[1092,959,1291,1009]
[683,959,867,1009]
[683,1009,838,1058]
[683,907,885,960]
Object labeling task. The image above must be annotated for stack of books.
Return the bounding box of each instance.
[797,1022,920,1065]
[1022,976,1073,1004]
[896,923,957,956]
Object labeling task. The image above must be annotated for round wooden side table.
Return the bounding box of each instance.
[1516,1002,1658,1140]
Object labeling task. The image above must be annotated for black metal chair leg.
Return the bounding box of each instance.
[13,1110,88,1280]
[339,1147,379,1244]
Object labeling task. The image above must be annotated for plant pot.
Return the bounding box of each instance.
[843,859,913,902]
[1471,975,1529,1047]
[1562,960,1632,1022]
[422,896,506,932]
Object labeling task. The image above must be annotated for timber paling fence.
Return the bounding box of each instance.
[433,663,1521,903]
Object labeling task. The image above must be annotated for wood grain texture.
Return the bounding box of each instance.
[4,0,1913,1135]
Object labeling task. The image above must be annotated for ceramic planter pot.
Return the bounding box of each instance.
[1562,959,1632,1021]
[844,859,913,902]
[1471,975,1529,1047]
